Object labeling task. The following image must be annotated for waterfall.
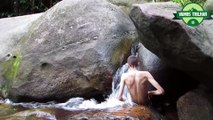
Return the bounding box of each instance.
[109,63,131,102]
[111,63,128,96]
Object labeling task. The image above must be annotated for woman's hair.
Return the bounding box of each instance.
[127,55,138,67]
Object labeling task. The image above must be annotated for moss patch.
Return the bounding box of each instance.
[0,53,22,97]
[111,37,133,67]
[3,53,21,80]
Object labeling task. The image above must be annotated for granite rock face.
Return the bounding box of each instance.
[0,0,138,102]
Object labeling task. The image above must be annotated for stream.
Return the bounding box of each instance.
[0,64,131,120]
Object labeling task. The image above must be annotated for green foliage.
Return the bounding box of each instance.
[171,0,206,6]
[0,0,62,18]
[172,0,188,6]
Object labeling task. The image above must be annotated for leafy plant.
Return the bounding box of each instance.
[172,0,206,6]
[0,0,62,18]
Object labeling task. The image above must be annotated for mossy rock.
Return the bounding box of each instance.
[7,0,138,102]
[0,53,22,97]
[0,13,42,98]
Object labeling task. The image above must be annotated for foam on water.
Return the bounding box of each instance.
[5,97,126,111]
[61,97,125,110]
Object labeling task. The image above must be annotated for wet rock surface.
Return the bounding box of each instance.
[0,103,56,120]
[69,106,164,120]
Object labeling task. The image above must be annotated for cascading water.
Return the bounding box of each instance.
[110,63,127,97]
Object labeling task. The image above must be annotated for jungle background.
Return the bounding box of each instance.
[0,0,207,18]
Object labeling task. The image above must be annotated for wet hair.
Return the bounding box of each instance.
[127,55,138,67]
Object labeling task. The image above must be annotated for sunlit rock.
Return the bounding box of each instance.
[2,0,138,102]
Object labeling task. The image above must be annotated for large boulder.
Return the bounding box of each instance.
[130,2,213,89]
[177,88,213,120]
[1,0,138,102]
